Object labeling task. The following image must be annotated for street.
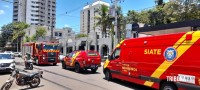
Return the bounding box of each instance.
[0,57,155,90]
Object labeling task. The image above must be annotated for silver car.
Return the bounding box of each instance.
[0,53,15,72]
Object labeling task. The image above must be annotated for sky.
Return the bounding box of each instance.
[0,0,168,33]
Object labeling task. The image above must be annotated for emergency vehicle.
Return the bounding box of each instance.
[22,42,60,65]
[103,31,200,90]
[62,50,101,73]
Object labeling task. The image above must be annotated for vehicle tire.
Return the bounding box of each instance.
[30,64,33,70]
[1,82,12,90]
[160,82,177,90]
[29,76,40,88]
[53,63,57,66]
[91,68,98,73]
[75,63,81,73]
[62,61,66,69]
[105,69,112,81]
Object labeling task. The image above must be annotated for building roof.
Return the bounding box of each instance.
[83,0,110,10]
[136,19,200,32]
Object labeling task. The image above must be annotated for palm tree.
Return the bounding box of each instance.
[95,5,110,38]
[155,0,163,6]
[116,6,126,42]
[36,26,47,39]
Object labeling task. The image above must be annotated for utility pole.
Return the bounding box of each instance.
[111,0,124,47]
[51,16,54,41]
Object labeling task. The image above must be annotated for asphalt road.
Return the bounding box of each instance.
[0,57,156,90]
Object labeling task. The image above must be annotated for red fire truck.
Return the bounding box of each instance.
[103,31,200,90]
[22,42,60,65]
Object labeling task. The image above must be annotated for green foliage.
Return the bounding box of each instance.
[95,5,112,38]
[30,34,37,42]
[24,35,30,42]
[0,22,29,48]
[126,0,200,26]
[76,34,88,38]
[36,26,47,38]
[12,22,29,41]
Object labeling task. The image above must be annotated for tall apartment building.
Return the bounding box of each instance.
[13,0,56,28]
[80,0,110,38]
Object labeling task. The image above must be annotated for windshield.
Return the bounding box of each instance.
[43,44,58,50]
[0,54,12,59]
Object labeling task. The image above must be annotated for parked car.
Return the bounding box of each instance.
[13,52,22,57]
[0,53,15,72]
[4,51,14,58]
[62,50,101,73]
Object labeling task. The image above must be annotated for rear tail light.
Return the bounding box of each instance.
[88,59,91,61]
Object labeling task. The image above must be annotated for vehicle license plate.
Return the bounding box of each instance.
[0,67,6,70]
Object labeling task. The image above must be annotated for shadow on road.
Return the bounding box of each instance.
[63,68,101,75]
[34,64,59,67]
[0,72,11,75]
[102,78,156,90]
[19,85,44,90]
[81,70,101,75]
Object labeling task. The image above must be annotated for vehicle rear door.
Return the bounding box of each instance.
[86,51,101,65]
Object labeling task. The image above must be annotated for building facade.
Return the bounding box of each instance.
[53,27,76,55]
[13,0,56,28]
[80,0,110,38]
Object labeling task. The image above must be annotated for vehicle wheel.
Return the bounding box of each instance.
[75,63,81,73]
[30,64,33,70]
[53,63,57,66]
[160,82,177,90]
[62,61,66,69]
[91,68,98,73]
[105,69,112,81]
[29,76,40,88]
[1,82,12,90]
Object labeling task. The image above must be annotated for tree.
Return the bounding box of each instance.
[76,34,88,38]
[116,6,126,42]
[155,0,164,6]
[12,22,29,52]
[36,26,47,39]
[95,5,110,38]
[30,34,37,42]
[0,23,15,47]
[126,10,139,23]
[24,35,30,42]
[12,22,29,41]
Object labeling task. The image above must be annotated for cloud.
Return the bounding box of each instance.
[3,5,9,8]
[64,24,70,27]
[0,10,5,15]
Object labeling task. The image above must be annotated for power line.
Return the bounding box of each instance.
[0,0,13,3]
[1,0,22,5]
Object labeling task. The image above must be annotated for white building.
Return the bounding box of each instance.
[13,0,56,28]
[53,27,76,55]
[80,0,110,38]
